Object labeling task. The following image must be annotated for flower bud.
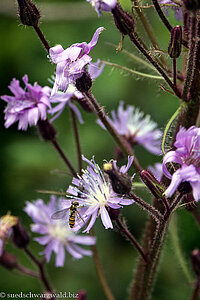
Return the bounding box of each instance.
[37,120,57,142]
[140,170,165,200]
[168,26,182,59]
[191,249,200,276]
[183,0,200,11]
[12,220,30,249]
[75,72,92,93]
[112,3,134,36]
[103,162,132,194]
[17,0,40,26]
[0,251,18,270]
[77,290,87,300]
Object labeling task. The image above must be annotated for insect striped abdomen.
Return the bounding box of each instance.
[69,210,76,228]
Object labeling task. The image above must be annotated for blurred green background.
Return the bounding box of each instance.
[0,0,199,299]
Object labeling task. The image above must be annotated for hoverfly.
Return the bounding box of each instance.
[51,201,84,229]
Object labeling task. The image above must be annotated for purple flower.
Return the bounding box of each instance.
[163,126,200,201]
[66,156,134,233]
[49,60,105,123]
[87,0,116,16]
[98,101,162,155]
[159,0,182,20]
[24,196,95,267]
[49,28,104,96]
[1,75,51,130]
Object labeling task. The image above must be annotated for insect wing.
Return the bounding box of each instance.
[51,208,69,220]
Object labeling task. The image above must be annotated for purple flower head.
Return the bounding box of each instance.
[159,0,182,20]
[1,75,51,130]
[163,126,200,201]
[24,196,95,267]
[98,102,162,155]
[87,0,116,16]
[66,156,134,233]
[49,28,104,96]
[49,60,105,123]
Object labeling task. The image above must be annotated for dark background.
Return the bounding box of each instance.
[0,0,199,299]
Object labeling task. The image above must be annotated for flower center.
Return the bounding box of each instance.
[49,222,73,243]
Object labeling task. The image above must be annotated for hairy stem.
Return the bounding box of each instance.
[115,217,148,263]
[129,192,163,222]
[83,91,143,172]
[182,14,197,101]
[132,0,169,68]
[33,24,50,52]
[128,32,181,97]
[129,219,168,300]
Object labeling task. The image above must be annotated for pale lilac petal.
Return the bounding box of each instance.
[163,151,182,179]
[55,243,65,267]
[66,244,83,259]
[71,236,96,245]
[100,206,113,229]
[4,114,18,128]
[68,101,84,124]
[120,156,134,173]
[83,209,98,233]
[87,27,105,51]
[71,244,92,256]
[88,59,105,80]
[190,181,200,201]
[34,235,51,245]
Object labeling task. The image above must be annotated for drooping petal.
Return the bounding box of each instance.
[100,206,113,229]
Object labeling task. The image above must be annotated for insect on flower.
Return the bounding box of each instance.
[51,200,85,228]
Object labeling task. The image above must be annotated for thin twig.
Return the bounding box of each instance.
[173,58,177,86]
[33,24,50,52]
[24,247,55,297]
[115,217,148,263]
[52,139,77,177]
[70,108,82,174]
[16,263,40,278]
[89,229,116,300]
